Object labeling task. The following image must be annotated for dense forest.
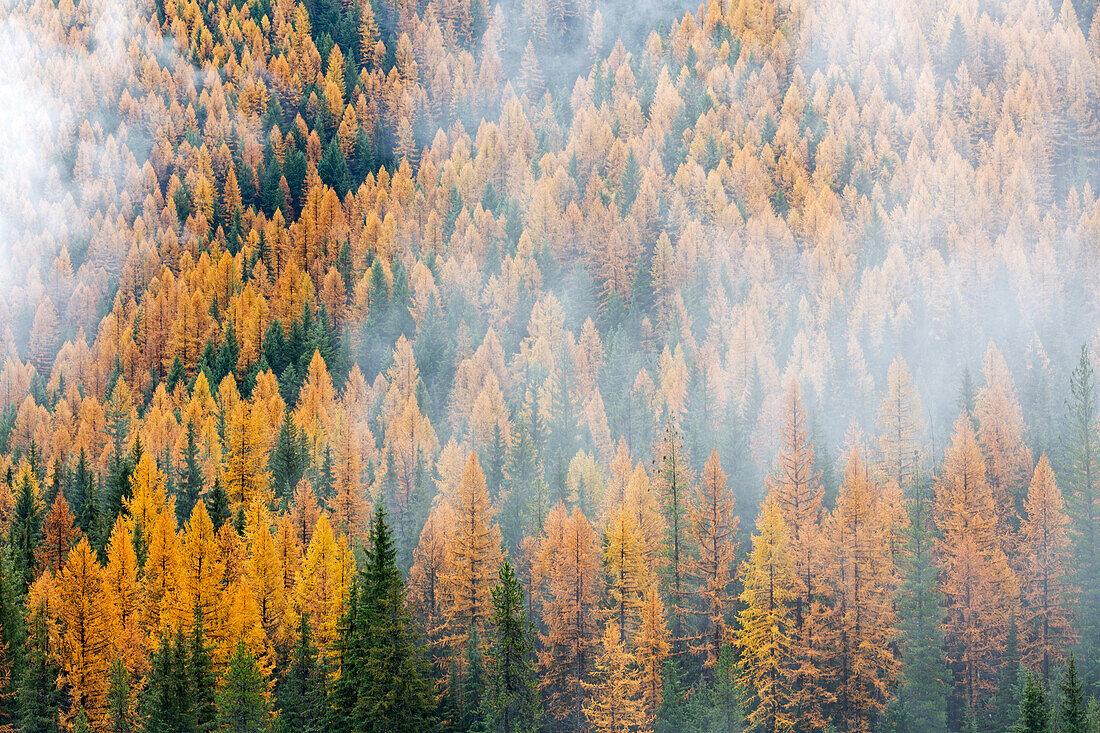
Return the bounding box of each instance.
[1,0,1100,729]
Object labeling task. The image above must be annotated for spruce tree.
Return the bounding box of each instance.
[178,421,205,523]
[215,639,270,733]
[348,505,437,732]
[1015,672,1050,733]
[1059,654,1087,733]
[107,659,136,733]
[17,612,62,733]
[275,613,325,733]
[191,606,216,732]
[484,561,539,733]
[141,630,194,733]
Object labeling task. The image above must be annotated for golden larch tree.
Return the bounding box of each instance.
[737,496,797,733]
[583,620,646,733]
[440,451,503,650]
[58,538,111,727]
[536,503,600,731]
[823,448,901,733]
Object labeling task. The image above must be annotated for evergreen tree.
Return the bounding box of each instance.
[274,613,325,733]
[10,467,42,586]
[483,562,539,733]
[215,639,270,732]
[107,659,136,733]
[338,505,437,732]
[141,630,194,733]
[206,478,230,532]
[178,421,205,523]
[1060,346,1100,689]
[891,480,949,733]
[191,606,216,733]
[17,611,62,733]
[1059,655,1087,733]
[270,413,308,505]
[1015,672,1050,733]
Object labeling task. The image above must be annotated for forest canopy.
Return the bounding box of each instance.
[0,0,1099,729]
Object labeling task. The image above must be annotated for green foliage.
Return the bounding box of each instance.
[483,562,539,733]
[330,505,437,733]
[215,639,270,733]
[1015,672,1050,733]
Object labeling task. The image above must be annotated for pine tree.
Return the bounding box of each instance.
[484,562,538,733]
[215,639,270,732]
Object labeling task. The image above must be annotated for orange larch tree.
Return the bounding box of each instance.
[686,447,739,672]
[440,451,503,652]
[935,414,1018,714]
[1019,455,1076,681]
[536,503,600,731]
[823,448,901,732]
[37,492,79,577]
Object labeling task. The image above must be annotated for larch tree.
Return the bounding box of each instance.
[440,451,503,651]
[536,503,600,732]
[36,491,79,577]
[602,504,651,639]
[876,355,923,494]
[767,381,828,729]
[737,496,796,733]
[935,414,1018,716]
[686,447,739,673]
[221,401,272,512]
[635,586,670,731]
[1019,456,1075,681]
[58,538,111,728]
[975,343,1032,554]
[823,448,900,732]
[583,621,646,733]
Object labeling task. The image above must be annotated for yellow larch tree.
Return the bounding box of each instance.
[583,621,646,733]
[737,496,796,733]
[58,538,111,728]
[602,504,652,639]
[103,515,146,676]
[635,587,671,730]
